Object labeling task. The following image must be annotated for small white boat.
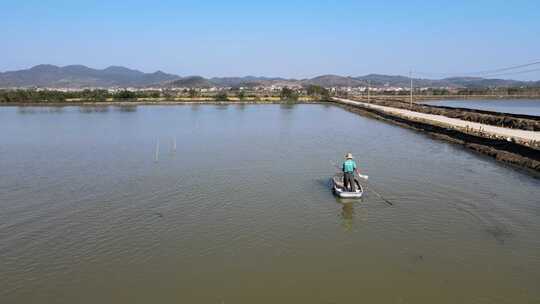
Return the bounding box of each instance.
[331,173,365,199]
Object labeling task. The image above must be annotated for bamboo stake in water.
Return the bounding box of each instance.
[172,137,177,152]
[154,139,160,162]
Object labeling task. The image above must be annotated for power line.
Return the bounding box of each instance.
[475,67,540,78]
[463,60,540,75]
[413,60,540,78]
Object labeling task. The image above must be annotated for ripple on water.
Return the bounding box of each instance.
[1,104,540,303]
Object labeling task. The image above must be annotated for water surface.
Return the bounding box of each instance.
[422,98,540,116]
[1,104,539,303]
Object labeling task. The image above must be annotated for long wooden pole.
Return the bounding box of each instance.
[367,186,393,206]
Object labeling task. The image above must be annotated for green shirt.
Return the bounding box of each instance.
[342,159,357,173]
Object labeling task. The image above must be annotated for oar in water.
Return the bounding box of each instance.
[366,185,393,206]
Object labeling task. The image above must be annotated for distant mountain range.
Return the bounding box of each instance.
[0,65,179,88]
[1,64,538,89]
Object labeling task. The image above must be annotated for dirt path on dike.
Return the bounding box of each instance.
[334,98,540,142]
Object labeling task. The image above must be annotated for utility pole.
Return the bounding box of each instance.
[367,80,370,103]
[409,70,413,108]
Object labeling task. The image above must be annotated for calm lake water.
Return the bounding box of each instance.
[422,99,540,116]
[1,104,539,303]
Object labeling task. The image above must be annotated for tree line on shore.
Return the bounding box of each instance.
[0,85,331,103]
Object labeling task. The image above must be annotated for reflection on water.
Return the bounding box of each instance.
[14,105,139,114]
[340,202,355,231]
[1,104,539,304]
[214,104,229,110]
[235,103,246,111]
[17,106,65,114]
[280,103,297,110]
[338,199,369,232]
[113,105,138,112]
[79,106,110,113]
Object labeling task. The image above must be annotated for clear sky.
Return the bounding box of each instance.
[1,0,539,80]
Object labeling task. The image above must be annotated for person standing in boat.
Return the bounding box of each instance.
[342,153,358,192]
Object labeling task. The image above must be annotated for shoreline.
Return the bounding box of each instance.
[2,94,539,107]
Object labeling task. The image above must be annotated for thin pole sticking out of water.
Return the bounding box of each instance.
[172,137,177,153]
[154,139,160,162]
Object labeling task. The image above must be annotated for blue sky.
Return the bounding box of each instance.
[1,0,539,80]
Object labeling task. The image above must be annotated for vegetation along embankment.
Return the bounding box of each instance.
[331,97,540,174]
